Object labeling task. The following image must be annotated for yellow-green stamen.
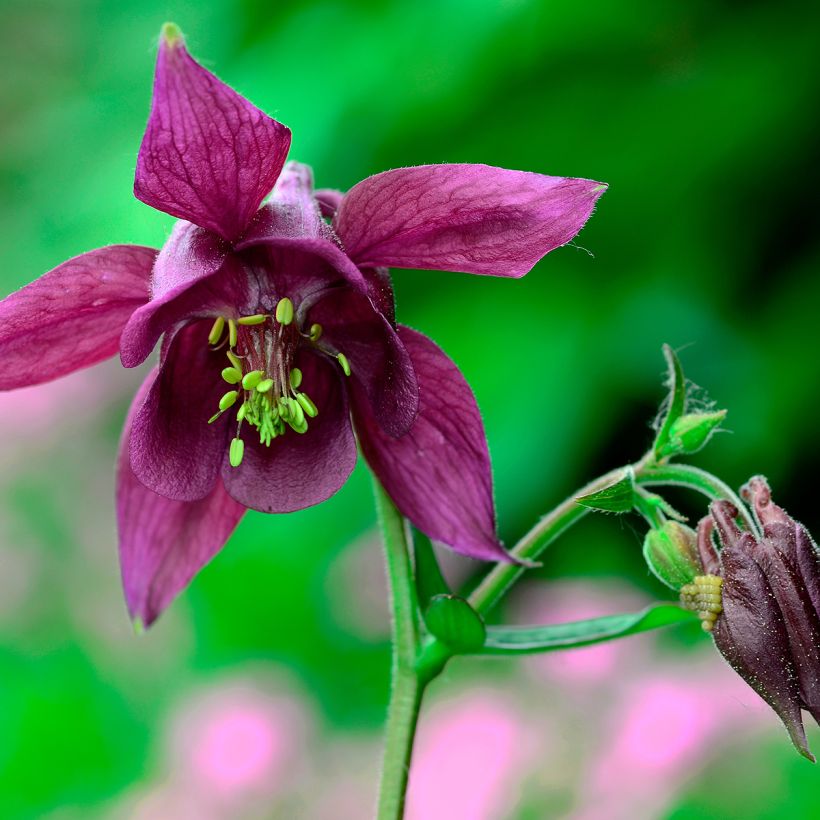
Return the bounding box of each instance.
[680,574,723,632]
[275,297,294,325]
[229,437,245,467]
[238,314,267,326]
[208,316,226,345]
[228,319,238,348]
[309,323,323,341]
[222,367,242,384]
[337,352,351,376]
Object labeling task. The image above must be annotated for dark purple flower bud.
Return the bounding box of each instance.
[682,478,820,761]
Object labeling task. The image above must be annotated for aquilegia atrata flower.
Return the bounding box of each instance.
[0,24,606,627]
[682,477,820,760]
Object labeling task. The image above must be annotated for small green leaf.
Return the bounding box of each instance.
[653,344,687,460]
[577,468,636,513]
[412,529,450,607]
[479,603,697,655]
[424,594,486,652]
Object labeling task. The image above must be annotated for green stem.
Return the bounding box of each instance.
[469,456,755,618]
[373,480,438,820]
[637,462,759,536]
[468,466,626,616]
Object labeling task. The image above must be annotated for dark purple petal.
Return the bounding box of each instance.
[352,326,512,563]
[120,254,250,368]
[134,25,291,240]
[361,266,396,325]
[222,350,357,512]
[714,543,814,761]
[238,163,369,297]
[695,516,720,575]
[334,164,606,277]
[307,287,417,437]
[150,220,228,300]
[739,477,820,722]
[118,370,245,627]
[315,188,343,219]
[130,320,231,501]
[0,245,155,390]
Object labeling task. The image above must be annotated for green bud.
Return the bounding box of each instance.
[256,378,274,393]
[309,323,322,341]
[424,594,486,652]
[289,368,303,389]
[237,314,267,326]
[242,370,264,390]
[221,367,242,384]
[296,392,318,418]
[219,391,238,411]
[659,410,727,458]
[643,521,702,590]
[337,352,351,376]
[275,297,294,325]
[229,437,245,468]
[208,316,226,345]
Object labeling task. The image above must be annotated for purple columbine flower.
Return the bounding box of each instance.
[0,24,606,627]
[682,477,820,760]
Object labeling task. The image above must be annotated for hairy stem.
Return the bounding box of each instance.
[373,480,428,820]
[469,455,753,617]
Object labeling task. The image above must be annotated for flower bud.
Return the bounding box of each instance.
[643,521,702,590]
[657,410,727,458]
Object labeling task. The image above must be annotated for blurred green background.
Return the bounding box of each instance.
[1,0,818,817]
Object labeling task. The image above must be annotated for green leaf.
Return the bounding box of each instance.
[424,594,486,652]
[412,528,450,607]
[653,344,687,460]
[479,604,698,655]
[576,468,637,513]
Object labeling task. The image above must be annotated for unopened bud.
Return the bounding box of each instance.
[659,411,727,458]
[643,521,702,590]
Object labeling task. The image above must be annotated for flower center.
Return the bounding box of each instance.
[205,297,329,468]
[680,574,723,632]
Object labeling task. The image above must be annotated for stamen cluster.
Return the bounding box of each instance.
[206,297,321,467]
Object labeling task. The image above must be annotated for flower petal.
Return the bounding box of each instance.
[221,350,357,512]
[334,164,606,277]
[0,245,155,390]
[238,162,368,297]
[118,369,245,627]
[714,543,814,761]
[134,26,291,240]
[120,253,249,368]
[307,287,417,437]
[150,220,228,300]
[352,326,512,562]
[130,320,231,501]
